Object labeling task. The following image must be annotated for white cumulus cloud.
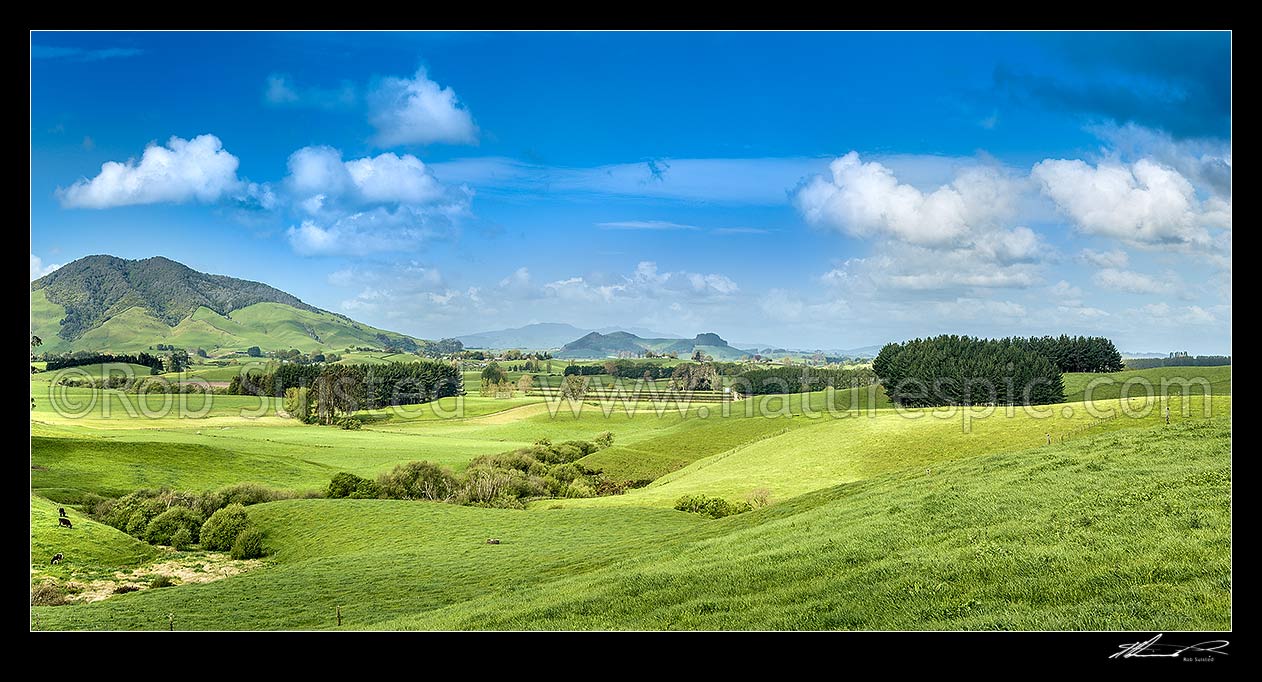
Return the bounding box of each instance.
[1031,157,1220,247]
[794,151,1017,246]
[57,134,245,209]
[286,146,446,210]
[368,67,477,147]
[30,254,63,281]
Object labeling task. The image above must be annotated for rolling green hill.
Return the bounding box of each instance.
[30,255,423,354]
[32,417,1230,630]
[557,331,748,360]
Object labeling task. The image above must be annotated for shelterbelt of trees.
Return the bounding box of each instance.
[227,360,462,421]
[1126,353,1232,369]
[39,350,189,373]
[872,335,1124,407]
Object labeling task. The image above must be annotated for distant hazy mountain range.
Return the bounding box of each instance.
[456,323,680,350]
[556,331,748,360]
[30,255,422,354]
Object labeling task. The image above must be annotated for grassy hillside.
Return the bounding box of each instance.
[31,494,160,581]
[30,254,424,354]
[32,417,1230,630]
[33,299,417,354]
[1062,366,1231,401]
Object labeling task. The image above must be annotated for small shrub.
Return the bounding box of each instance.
[113,584,140,595]
[150,574,175,589]
[746,487,773,509]
[564,478,596,498]
[199,503,251,551]
[144,506,204,545]
[170,527,193,551]
[230,527,267,560]
[674,494,753,519]
[594,431,614,449]
[336,417,363,430]
[31,583,67,606]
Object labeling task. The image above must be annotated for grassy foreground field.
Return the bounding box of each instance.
[30,366,1230,630]
[33,417,1230,630]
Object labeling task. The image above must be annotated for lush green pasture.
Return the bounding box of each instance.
[560,393,1229,508]
[30,494,160,581]
[29,364,1231,630]
[1062,365,1231,401]
[31,436,336,500]
[33,417,1230,630]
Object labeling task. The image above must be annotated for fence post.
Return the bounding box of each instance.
[337,605,342,627]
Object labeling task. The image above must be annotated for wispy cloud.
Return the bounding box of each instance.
[711,227,773,235]
[32,45,144,62]
[263,74,356,109]
[596,220,700,231]
[431,156,830,205]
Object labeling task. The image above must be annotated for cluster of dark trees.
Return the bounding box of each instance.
[1011,335,1124,373]
[600,360,676,379]
[735,366,878,395]
[419,338,464,357]
[227,360,462,422]
[375,333,420,353]
[670,363,719,390]
[266,348,342,365]
[44,351,165,373]
[1126,353,1231,369]
[563,364,606,377]
[873,335,1065,407]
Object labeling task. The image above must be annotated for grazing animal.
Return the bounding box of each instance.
[58,507,67,518]
[50,553,63,565]
[58,517,73,529]
[486,538,501,545]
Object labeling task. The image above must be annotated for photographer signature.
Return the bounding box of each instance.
[1111,634,1229,660]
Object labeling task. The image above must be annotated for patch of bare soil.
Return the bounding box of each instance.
[34,552,264,604]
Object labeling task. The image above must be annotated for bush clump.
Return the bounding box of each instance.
[150,574,175,588]
[327,472,383,499]
[336,417,363,430]
[674,494,753,519]
[199,503,251,551]
[144,506,204,545]
[377,461,458,501]
[326,438,632,510]
[230,527,267,560]
[170,527,193,551]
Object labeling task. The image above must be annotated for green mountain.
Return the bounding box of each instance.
[556,330,748,360]
[30,255,423,354]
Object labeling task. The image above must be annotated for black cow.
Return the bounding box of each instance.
[59,507,67,518]
[50,553,63,565]
[58,517,73,529]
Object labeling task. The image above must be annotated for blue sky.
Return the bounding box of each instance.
[30,31,1232,353]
